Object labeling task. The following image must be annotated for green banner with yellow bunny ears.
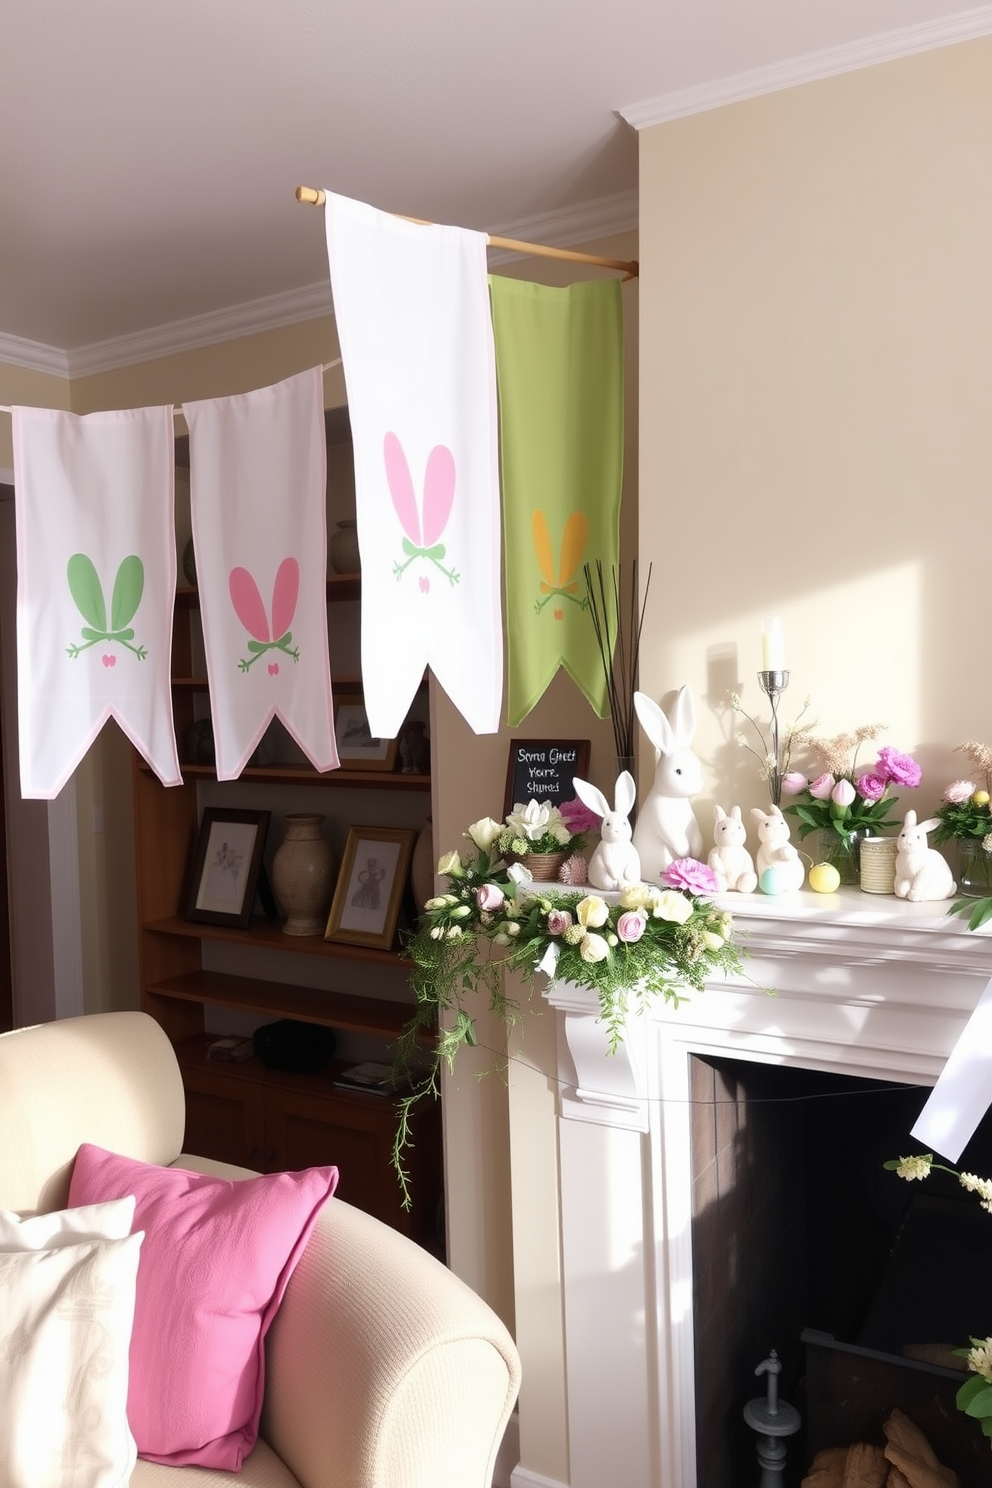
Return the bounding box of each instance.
[489,274,623,726]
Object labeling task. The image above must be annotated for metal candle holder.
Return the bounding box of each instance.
[758,669,790,806]
[744,1350,801,1488]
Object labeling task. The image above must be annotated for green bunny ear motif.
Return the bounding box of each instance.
[67,554,107,631]
[110,555,144,632]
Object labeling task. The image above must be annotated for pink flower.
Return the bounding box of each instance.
[808,773,836,800]
[475,882,505,912]
[780,772,808,796]
[546,908,573,936]
[616,911,646,943]
[662,858,718,895]
[558,797,601,836]
[876,747,922,789]
[831,778,856,807]
[856,772,887,803]
[944,779,977,804]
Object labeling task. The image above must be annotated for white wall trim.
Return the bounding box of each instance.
[0,331,70,378]
[619,3,992,128]
[510,1467,569,1488]
[47,779,85,1020]
[487,189,638,266]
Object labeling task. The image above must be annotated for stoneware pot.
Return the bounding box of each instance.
[271,813,337,936]
[329,518,361,575]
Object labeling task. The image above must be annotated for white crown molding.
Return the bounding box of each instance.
[0,331,70,378]
[487,189,638,266]
[2,189,638,382]
[66,280,335,379]
[619,3,992,128]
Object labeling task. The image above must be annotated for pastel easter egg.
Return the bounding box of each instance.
[808,862,841,894]
[759,866,786,895]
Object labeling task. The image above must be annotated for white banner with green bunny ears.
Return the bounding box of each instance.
[12,404,181,798]
[184,367,338,780]
[490,275,624,726]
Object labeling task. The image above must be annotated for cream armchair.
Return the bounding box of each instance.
[0,1010,521,1488]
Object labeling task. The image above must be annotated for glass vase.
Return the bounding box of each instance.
[810,826,867,886]
[956,837,992,898]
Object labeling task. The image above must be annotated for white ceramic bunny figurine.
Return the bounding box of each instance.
[749,805,805,892]
[894,810,956,901]
[631,686,704,884]
[708,805,758,893]
[573,771,641,892]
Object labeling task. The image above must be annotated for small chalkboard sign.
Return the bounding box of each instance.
[503,739,591,819]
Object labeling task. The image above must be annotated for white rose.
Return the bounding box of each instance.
[619,884,650,910]
[437,850,463,877]
[576,895,609,929]
[653,890,694,925]
[579,932,610,963]
[465,817,502,853]
[701,930,725,951]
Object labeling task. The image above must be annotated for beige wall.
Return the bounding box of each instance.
[638,38,992,833]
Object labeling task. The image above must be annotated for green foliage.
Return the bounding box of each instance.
[947,896,992,931]
[389,846,746,1208]
[785,783,901,847]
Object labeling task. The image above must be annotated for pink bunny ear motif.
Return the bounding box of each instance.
[422,445,456,548]
[383,431,422,545]
[384,431,461,588]
[229,561,301,673]
[270,557,299,639]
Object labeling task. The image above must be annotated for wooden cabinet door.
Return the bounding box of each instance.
[181,1065,266,1171]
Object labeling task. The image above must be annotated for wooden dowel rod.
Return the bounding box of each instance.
[296,185,639,279]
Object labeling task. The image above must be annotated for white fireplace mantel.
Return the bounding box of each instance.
[537,888,992,1488]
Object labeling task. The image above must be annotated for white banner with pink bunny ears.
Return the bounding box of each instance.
[323,191,502,737]
[12,404,181,798]
[183,367,338,780]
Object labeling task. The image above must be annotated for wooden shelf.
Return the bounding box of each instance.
[149,970,420,1039]
[140,761,430,790]
[144,915,412,964]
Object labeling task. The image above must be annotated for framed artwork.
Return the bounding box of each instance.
[325,826,417,951]
[334,692,399,772]
[184,808,271,929]
[503,738,591,819]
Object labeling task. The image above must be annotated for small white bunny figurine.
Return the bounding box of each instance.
[749,805,805,892]
[894,810,957,902]
[572,771,642,892]
[708,805,758,893]
[631,686,704,884]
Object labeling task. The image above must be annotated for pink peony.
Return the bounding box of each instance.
[558,797,602,836]
[780,771,808,796]
[808,773,836,800]
[856,772,887,803]
[476,882,506,911]
[831,778,856,807]
[662,858,718,895]
[944,779,977,804]
[546,908,574,936]
[616,911,646,943]
[876,746,922,789]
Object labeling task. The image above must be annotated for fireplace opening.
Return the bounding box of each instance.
[689,1054,992,1488]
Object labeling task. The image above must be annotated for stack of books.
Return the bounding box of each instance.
[332,1061,411,1096]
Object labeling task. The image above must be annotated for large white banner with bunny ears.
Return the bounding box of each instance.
[323,190,503,737]
[183,367,338,780]
[12,404,181,798]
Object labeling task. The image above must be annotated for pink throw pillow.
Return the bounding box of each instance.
[68,1143,337,1470]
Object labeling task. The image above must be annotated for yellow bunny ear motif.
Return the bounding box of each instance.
[531,509,589,617]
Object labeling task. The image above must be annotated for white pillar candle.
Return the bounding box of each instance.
[761,616,786,671]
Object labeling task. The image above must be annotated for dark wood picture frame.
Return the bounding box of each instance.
[503,738,592,819]
[184,807,271,929]
[324,826,417,951]
[334,692,400,772]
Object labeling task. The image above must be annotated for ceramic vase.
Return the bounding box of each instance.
[271,814,337,936]
[329,519,361,575]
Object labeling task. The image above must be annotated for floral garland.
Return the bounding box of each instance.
[390,816,745,1206]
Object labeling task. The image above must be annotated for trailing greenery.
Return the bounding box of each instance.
[390,830,745,1207]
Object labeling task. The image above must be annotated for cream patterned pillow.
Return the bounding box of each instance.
[0,1196,136,1249]
[0,1230,143,1488]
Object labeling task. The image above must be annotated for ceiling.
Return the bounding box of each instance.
[3,0,989,362]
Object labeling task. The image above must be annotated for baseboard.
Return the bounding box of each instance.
[509,1464,570,1488]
